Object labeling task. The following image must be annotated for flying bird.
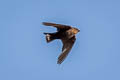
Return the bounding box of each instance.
[42,22,80,64]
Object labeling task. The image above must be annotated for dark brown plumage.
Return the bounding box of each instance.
[42,22,80,64]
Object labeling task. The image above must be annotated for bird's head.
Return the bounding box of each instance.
[72,28,80,34]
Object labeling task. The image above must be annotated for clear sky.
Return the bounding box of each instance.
[0,0,120,80]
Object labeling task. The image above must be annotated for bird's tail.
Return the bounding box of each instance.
[43,33,56,43]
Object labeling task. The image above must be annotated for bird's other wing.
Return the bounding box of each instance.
[42,22,71,30]
[57,36,76,64]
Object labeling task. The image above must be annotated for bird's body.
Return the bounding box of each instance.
[42,22,80,64]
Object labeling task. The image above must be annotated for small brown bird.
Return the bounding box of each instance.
[42,22,80,64]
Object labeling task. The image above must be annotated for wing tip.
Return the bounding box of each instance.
[42,22,48,25]
[57,60,62,64]
[57,54,66,64]
[42,22,56,26]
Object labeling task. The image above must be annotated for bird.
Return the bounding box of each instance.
[42,22,80,64]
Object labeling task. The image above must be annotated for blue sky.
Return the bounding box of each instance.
[0,0,120,80]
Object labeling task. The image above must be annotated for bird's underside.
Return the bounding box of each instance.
[42,22,79,64]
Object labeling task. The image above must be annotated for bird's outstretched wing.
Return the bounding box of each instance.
[57,36,76,64]
[42,22,71,30]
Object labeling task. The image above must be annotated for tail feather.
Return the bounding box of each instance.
[44,33,55,43]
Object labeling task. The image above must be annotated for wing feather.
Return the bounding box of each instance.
[57,36,76,64]
[42,22,71,30]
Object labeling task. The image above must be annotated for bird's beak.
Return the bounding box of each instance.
[78,29,80,32]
